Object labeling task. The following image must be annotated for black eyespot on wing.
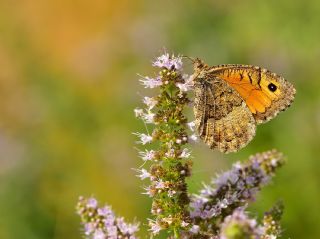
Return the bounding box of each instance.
[268,83,277,92]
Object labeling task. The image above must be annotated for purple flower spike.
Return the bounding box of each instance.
[76,196,140,238]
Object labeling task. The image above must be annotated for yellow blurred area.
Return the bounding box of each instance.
[0,0,320,238]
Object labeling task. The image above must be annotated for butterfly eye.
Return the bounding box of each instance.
[268,83,277,92]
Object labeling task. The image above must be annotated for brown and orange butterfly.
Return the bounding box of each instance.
[191,58,296,153]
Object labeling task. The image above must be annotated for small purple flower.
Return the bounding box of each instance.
[148,219,162,235]
[143,96,157,110]
[168,189,177,197]
[152,53,170,67]
[133,168,151,180]
[106,225,117,237]
[134,108,144,118]
[142,186,154,197]
[133,132,153,145]
[189,134,198,142]
[139,76,162,88]
[152,53,183,70]
[187,121,196,131]
[190,225,200,234]
[84,223,95,235]
[117,217,140,235]
[165,148,175,158]
[87,197,98,208]
[179,148,191,158]
[199,183,216,197]
[154,179,165,189]
[97,206,112,217]
[214,168,240,187]
[142,111,155,124]
[126,223,140,235]
[176,74,194,92]
[93,229,106,239]
[245,176,256,186]
[181,221,189,227]
[104,214,115,226]
[138,149,155,161]
[170,56,183,70]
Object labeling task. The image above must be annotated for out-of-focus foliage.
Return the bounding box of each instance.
[0,0,319,238]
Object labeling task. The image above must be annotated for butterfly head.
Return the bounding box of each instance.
[193,58,207,71]
[188,59,209,84]
[182,56,207,70]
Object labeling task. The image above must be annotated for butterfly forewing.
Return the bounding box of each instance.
[206,64,296,124]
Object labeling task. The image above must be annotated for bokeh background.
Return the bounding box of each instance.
[0,0,319,238]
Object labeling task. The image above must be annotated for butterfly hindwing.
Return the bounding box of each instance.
[194,76,256,153]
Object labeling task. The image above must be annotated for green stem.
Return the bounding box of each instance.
[174,227,180,238]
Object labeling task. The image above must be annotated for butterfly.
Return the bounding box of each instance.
[191,58,296,153]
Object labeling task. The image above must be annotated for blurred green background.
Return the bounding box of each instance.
[0,0,319,238]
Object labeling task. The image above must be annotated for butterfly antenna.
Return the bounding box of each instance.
[182,55,196,63]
